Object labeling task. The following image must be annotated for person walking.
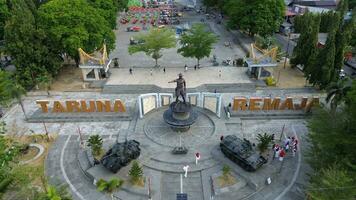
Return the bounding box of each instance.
[129,68,133,75]
[194,65,197,70]
[274,144,280,160]
[183,165,189,178]
[163,67,166,73]
[150,69,153,76]
[184,64,188,72]
[195,152,201,165]
[279,149,286,161]
[219,70,221,77]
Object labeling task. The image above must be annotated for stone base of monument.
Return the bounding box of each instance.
[163,101,198,132]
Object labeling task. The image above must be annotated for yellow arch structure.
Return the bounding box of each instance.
[78,44,108,65]
[250,43,278,63]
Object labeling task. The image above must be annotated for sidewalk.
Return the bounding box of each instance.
[106,67,252,88]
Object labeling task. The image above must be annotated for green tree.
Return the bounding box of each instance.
[97,178,124,200]
[326,78,351,112]
[319,11,334,33]
[128,28,176,67]
[116,0,128,11]
[203,0,218,8]
[333,9,355,82]
[291,13,320,71]
[256,133,273,155]
[36,72,53,96]
[0,71,27,119]
[4,0,62,88]
[88,0,118,29]
[316,26,336,88]
[178,23,218,66]
[0,0,9,40]
[224,0,285,36]
[129,160,143,184]
[307,165,356,200]
[87,135,103,156]
[38,0,115,65]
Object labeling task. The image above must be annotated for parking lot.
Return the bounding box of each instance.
[109,0,245,68]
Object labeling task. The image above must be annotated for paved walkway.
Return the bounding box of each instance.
[106,67,252,88]
[43,103,309,200]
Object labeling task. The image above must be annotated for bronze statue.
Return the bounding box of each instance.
[169,73,186,103]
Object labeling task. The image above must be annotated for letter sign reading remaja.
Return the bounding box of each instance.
[232,97,319,112]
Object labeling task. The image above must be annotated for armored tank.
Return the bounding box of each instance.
[220,135,267,172]
[101,140,141,173]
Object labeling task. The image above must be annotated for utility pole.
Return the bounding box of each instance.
[43,122,49,142]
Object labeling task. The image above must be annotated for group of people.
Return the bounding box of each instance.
[273,136,299,161]
[129,64,203,75]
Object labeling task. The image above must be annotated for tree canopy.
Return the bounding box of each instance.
[38,0,115,64]
[88,0,118,29]
[4,0,63,88]
[177,23,218,66]
[128,28,176,67]
[0,0,9,40]
[306,80,356,199]
[224,0,285,36]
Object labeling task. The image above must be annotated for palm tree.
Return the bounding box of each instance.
[87,135,103,156]
[97,178,124,200]
[257,133,274,156]
[36,73,52,96]
[0,71,27,120]
[326,78,351,112]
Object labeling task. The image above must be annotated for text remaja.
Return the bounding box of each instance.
[35,97,319,113]
[36,99,126,113]
[232,97,319,111]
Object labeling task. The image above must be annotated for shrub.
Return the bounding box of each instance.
[87,135,103,156]
[222,165,231,179]
[129,160,143,183]
[265,77,276,86]
[257,133,274,154]
[97,178,124,193]
[236,58,244,66]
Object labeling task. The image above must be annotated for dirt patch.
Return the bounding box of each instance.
[50,64,85,91]
[270,62,308,88]
[217,174,237,188]
[130,177,145,187]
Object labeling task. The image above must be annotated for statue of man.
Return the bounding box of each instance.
[168,73,186,103]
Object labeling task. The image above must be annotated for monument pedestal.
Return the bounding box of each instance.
[163,101,198,132]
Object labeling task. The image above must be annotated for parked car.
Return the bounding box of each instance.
[127,26,141,32]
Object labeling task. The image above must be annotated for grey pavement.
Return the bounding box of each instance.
[40,98,311,200]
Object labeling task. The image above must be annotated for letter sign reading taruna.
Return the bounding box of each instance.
[36,99,127,113]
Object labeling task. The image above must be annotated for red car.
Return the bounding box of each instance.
[127,26,141,32]
[120,18,129,24]
[132,18,139,24]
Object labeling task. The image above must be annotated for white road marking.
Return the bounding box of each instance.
[60,135,86,200]
[274,124,302,200]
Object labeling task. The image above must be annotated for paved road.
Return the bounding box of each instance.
[274,34,296,57]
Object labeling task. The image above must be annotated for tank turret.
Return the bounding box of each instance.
[220,135,267,172]
[101,140,141,173]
